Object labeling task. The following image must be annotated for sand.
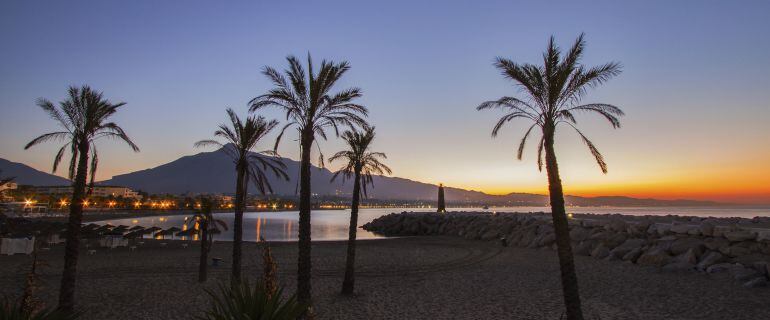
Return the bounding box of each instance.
[1,236,769,319]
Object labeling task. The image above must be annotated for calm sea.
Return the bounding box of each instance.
[99,206,770,242]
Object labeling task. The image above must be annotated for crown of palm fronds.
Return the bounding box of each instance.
[249,54,369,168]
[195,109,289,195]
[186,198,228,237]
[25,86,140,189]
[476,34,623,174]
[328,127,391,197]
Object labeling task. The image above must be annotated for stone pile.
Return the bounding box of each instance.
[363,211,770,288]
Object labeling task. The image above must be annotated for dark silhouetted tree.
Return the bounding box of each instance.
[329,127,391,294]
[187,197,228,283]
[195,108,288,285]
[25,86,140,312]
[249,54,368,307]
[476,34,623,320]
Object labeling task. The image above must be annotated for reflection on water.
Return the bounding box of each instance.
[104,209,415,242]
[101,206,770,242]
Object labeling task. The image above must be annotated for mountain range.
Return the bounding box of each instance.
[0,150,723,207]
[0,158,71,186]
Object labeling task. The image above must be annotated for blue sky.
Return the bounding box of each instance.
[1,1,769,202]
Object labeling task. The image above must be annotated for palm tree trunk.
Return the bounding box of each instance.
[57,140,89,312]
[297,130,314,307]
[232,162,246,285]
[198,219,209,283]
[341,167,362,295]
[544,130,584,320]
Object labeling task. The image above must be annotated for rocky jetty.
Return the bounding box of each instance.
[363,211,770,288]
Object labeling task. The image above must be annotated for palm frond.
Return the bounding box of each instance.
[566,123,608,173]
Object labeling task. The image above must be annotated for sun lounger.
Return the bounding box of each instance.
[0,236,35,255]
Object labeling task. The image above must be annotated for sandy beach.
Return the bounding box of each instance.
[1,236,769,319]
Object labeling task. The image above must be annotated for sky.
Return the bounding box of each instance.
[1,1,769,204]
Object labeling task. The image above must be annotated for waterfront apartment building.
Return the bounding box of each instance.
[33,185,143,200]
[0,181,17,193]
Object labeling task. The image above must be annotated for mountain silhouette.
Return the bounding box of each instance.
[0,158,71,186]
[100,147,475,200]
[1,150,723,207]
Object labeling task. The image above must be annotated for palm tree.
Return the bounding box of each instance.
[476,34,623,320]
[187,197,228,283]
[24,85,139,312]
[328,127,391,295]
[195,108,289,285]
[249,54,368,306]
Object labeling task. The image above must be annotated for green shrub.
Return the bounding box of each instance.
[199,280,307,320]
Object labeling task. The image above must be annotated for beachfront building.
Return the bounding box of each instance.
[0,181,17,193]
[0,182,17,202]
[33,185,143,200]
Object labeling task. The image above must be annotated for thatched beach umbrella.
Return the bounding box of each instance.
[175,228,197,237]
[112,225,129,234]
[154,228,179,239]
[123,230,145,239]
[129,226,144,231]
[144,226,162,234]
[94,224,114,233]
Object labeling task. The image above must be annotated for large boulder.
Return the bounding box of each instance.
[574,241,595,256]
[480,229,499,241]
[637,247,672,267]
[756,230,770,242]
[603,232,628,249]
[674,249,698,265]
[720,244,751,257]
[670,237,705,256]
[670,223,696,235]
[622,247,644,262]
[569,226,590,242]
[724,230,756,242]
[712,225,734,238]
[538,232,556,247]
[591,243,610,259]
[609,238,646,258]
[606,219,627,232]
[706,263,734,274]
[704,237,730,251]
[699,221,715,237]
[696,251,725,271]
[653,223,672,235]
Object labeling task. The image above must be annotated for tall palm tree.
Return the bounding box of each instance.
[476,34,623,320]
[187,197,228,283]
[195,108,289,284]
[24,85,139,312]
[249,54,368,306]
[329,127,391,295]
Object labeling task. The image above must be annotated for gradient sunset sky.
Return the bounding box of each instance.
[1,1,769,204]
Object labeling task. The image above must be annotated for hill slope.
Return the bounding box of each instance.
[97,148,722,207]
[0,158,71,186]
